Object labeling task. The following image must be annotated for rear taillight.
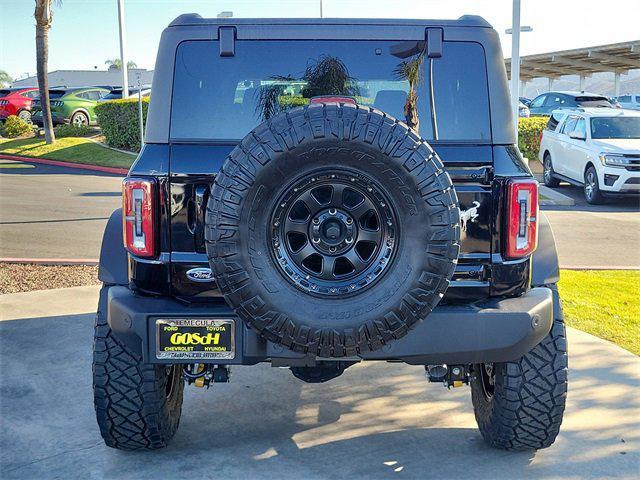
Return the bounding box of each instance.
[122,178,156,258]
[505,179,538,259]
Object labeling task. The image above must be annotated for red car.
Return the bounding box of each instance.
[0,87,39,123]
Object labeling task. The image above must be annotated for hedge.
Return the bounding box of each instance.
[1,115,33,138]
[95,97,149,152]
[518,116,548,161]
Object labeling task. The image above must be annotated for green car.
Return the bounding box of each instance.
[31,87,109,127]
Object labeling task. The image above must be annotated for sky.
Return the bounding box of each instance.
[1,0,639,81]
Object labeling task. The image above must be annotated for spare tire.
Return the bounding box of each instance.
[205,104,460,358]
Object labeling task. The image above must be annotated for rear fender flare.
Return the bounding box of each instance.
[98,209,129,285]
[531,212,560,286]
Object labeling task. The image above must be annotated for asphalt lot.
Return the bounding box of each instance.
[541,184,640,268]
[0,159,638,267]
[0,160,122,259]
[0,286,638,480]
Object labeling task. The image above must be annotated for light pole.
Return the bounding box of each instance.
[117,0,128,98]
[506,0,532,139]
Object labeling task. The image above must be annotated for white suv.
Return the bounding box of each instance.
[539,108,640,203]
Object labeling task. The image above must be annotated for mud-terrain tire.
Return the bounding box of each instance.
[93,286,184,450]
[206,104,460,357]
[471,284,568,450]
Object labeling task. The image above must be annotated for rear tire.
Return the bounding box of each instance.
[18,109,32,124]
[71,110,89,127]
[470,284,568,450]
[543,153,560,188]
[93,285,184,450]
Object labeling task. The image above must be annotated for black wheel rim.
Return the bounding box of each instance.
[270,170,397,297]
[479,363,495,399]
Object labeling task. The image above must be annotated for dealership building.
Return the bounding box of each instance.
[11,68,154,89]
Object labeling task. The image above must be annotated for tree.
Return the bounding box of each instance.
[394,49,425,133]
[34,0,58,144]
[105,58,137,70]
[0,70,12,88]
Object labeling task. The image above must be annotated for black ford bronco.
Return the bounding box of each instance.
[93,15,567,451]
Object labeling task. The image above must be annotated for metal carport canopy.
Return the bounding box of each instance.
[505,40,640,81]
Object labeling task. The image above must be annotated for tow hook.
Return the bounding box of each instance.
[425,364,470,389]
[183,364,231,388]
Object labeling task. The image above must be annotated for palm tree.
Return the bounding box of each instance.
[394,49,425,132]
[34,0,58,144]
[0,70,11,88]
[105,59,137,70]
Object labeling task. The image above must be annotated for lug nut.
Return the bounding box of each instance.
[329,208,337,215]
[312,237,320,243]
[346,217,353,224]
[313,218,320,224]
[346,237,353,244]
[330,246,337,253]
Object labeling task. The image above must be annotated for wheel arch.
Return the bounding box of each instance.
[70,107,91,121]
[584,161,596,177]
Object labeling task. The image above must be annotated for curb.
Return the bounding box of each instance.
[0,154,129,175]
[0,258,99,266]
[561,265,640,270]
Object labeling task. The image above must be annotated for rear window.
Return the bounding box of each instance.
[575,96,612,108]
[171,40,491,142]
[48,90,67,99]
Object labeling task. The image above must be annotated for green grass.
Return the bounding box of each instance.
[0,136,135,169]
[558,270,640,355]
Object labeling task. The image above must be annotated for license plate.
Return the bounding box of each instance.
[156,319,235,360]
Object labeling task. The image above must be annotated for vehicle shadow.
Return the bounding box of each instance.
[0,313,638,480]
[542,184,640,213]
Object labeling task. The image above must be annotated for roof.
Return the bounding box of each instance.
[506,41,640,81]
[551,91,608,98]
[554,107,640,118]
[581,108,640,118]
[169,14,492,28]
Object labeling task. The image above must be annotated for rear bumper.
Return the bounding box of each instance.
[106,286,553,366]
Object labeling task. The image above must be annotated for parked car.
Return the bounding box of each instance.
[528,91,612,116]
[0,87,39,123]
[93,14,567,453]
[97,86,152,103]
[518,101,530,117]
[539,107,640,203]
[608,97,622,109]
[615,94,640,111]
[31,87,109,126]
[519,96,531,107]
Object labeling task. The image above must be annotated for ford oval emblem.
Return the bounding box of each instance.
[186,267,215,283]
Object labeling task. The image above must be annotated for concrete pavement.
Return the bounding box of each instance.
[0,160,122,259]
[1,286,638,479]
